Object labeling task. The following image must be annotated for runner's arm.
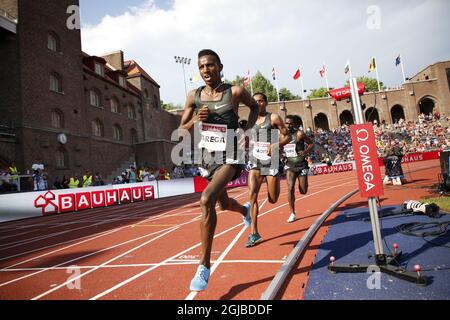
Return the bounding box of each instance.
[298,131,314,156]
[179,90,209,132]
[235,86,259,130]
[272,113,291,148]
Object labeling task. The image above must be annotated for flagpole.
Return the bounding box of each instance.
[349,61,353,80]
[400,55,407,83]
[346,59,353,81]
[374,57,381,92]
[299,66,305,100]
[274,68,281,103]
[250,79,254,96]
[324,62,330,92]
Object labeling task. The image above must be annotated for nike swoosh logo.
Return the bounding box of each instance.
[214,104,228,110]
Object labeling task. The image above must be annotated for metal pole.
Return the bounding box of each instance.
[182,62,188,97]
[349,77,384,256]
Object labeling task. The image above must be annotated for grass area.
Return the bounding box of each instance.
[421,196,450,212]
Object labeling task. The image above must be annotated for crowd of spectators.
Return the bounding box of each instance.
[311,113,450,164]
[112,164,201,185]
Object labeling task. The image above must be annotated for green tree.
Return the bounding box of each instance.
[229,71,298,102]
[307,87,330,99]
[279,88,301,101]
[345,76,385,92]
[160,101,182,111]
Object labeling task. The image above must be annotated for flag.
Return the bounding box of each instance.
[189,73,199,84]
[243,70,252,87]
[319,65,326,78]
[369,57,376,73]
[293,68,301,80]
[395,54,401,66]
[272,67,276,81]
[344,60,350,74]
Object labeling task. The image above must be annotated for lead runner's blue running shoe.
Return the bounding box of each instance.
[189,265,210,292]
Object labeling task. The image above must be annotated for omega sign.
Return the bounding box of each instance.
[350,124,384,198]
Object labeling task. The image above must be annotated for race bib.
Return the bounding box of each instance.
[198,123,227,152]
[284,144,297,158]
[253,142,271,161]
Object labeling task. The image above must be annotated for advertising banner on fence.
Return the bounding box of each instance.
[193,171,249,193]
[0,181,158,222]
[310,161,355,175]
[351,124,384,198]
[378,151,441,166]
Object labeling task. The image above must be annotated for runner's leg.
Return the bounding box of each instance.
[199,165,239,268]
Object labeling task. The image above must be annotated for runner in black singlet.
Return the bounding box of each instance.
[179,49,259,292]
[245,93,290,247]
[283,115,314,223]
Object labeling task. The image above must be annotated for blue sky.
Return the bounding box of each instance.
[79,0,450,106]
[79,0,173,25]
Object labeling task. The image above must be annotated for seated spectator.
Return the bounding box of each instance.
[53,177,63,189]
[158,167,167,180]
[129,166,137,183]
[82,170,93,188]
[61,175,69,189]
[0,169,17,193]
[93,172,104,186]
[69,175,80,188]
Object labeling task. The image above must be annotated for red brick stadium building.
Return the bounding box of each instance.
[0,0,180,184]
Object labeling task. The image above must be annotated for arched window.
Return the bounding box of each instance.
[339,110,354,126]
[50,72,62,93]
[91,119,104,137]
[47,32,60,52]
[128,104,137,120]
[314,113,330,131]
[391,105,405,123]
[110,97,120,113]
[130,129,138,144]
[90,89,101,107]
[55,148,67,168]
[51,109,64,129]
[365,107,380,124]
[144,89,149,99]
[113,124,123,141]
[153,95,159,108]
[418,97,436,116]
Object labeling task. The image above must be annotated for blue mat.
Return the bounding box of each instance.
[304,205,450,300]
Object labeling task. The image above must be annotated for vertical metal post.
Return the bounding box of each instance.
[182,62,188,98]
[349,77,384,257]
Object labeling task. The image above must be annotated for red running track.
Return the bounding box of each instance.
[0,160,440,300]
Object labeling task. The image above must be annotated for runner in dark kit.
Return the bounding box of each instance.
[283,115,314,223]
[178,49,259,292]
[246,93,290,247]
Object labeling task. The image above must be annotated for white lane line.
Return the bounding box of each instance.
[0,195,197,249]
[29,190,250,300]
[0,193,202,244]
[0,192,201,230]
[1,260,286,272]
[0,177,350,267]
[89,180,355,300]
[0,226,180,287]
[31,225,181,300]
[0,189,247,252]
[0,189,248,266]
[185,198,268,301]
[0,194,206,263]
